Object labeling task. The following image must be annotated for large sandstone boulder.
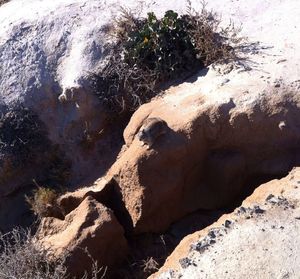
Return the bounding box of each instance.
[105,0,300,233]
[21,0,300,276]
[36,196,128,277]
[152,167,300,278]
[108,88,300,234]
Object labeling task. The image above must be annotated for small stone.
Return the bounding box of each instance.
[266,194,275,202]
[191,241,209,253]
[254,206,265,214]
[278,121,286,130]
[208,230,216,239]
[221,78,230,86]
[224,220,232,228]
[239,206,247,213]
[179,257,192,269]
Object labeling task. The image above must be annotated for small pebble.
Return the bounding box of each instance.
[254,205,265,214]
[266,194,275,201]
[208,231,216,239]
[224,220,232,228]
[179,257,192,269]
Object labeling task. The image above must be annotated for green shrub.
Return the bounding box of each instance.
[123,10,202,81]
[92,3,241,113]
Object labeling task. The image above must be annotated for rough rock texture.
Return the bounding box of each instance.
[108,89,300,234]
[35,0,300,236]
[152,167,300,279]
[0,0,115,186]
[36,196,128,277]
[109,81,300,234]
[1,0,300,275]
[0,0,191,192]
[0,0,127,231]
[102,0,300,234]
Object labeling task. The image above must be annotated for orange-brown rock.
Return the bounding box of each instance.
[107,88,300,234]
[36,196,128,277]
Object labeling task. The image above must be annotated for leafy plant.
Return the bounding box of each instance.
[124,10,202,80]
[92,3,241,113]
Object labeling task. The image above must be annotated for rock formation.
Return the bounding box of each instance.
[1,0,300,277]
[152,167,300,278]
[36,196,128,277]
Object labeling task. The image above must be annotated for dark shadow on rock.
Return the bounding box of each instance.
[86,177,134,236]
[159,67,209,92]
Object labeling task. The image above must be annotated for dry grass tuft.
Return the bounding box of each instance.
[0,228,106,279]
[25,184,63,220]
[0,228,68,279]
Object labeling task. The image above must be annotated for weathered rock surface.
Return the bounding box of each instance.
[0,0,126,231]
[37,0,300,236]
[152,168,300,279]
[0,0,114,187]
[36,196,128,277]
[108,88,300,234]
[101,0,300,234]
[1,0,300,276]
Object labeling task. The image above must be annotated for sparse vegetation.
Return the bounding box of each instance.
[0,105,48,169]
[0,105,51,187]
[42,145,71,189]
[25,185,63,219]
[0,105,71,222]
[0,105,71,187]
[0,228,106,279]
[92,2,241,113]
[0,228,68,279]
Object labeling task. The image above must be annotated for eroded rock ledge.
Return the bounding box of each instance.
[37,84,300,276]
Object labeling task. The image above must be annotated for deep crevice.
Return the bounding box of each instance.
[85,178,134,236]
[111,167,293,279]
